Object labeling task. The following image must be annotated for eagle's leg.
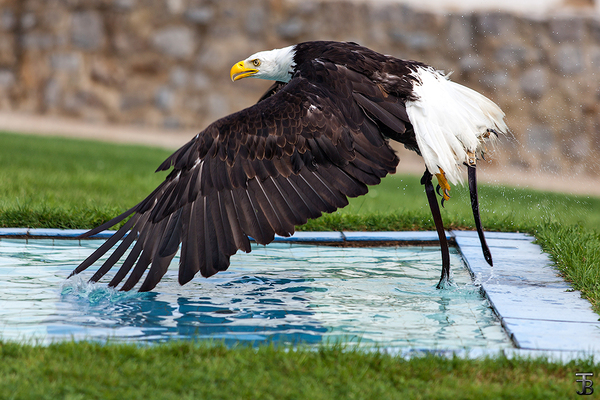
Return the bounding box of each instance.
[467,160,493,266]
[421,170,451,289]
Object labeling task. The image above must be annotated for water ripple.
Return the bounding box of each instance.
[0,238,511,349]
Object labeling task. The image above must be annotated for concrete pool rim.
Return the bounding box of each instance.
[1,228,599,360]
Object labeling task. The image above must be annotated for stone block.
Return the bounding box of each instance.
[0,69,15,89]
[552,44,584,75]
[63,93,82,114]
[207,93,230,120]
[447,15,473,53]
[170,66,189,88]
[192,71,210,90]
[590,46,600,70]
[1,10,14,31]
[163,116,180,129]
[120,94,147,111]
[128,53,164,75]
[245,5,266,36]
[389,31,437,51]
[591,18,600,44]
[0,34,15,65]
[185,7,214,25]
[152,26,195,59]
[167,0,185,14]
[50,53,81,71]
[276,17,304,39]
[459,54,482,72]
[563,133,590,161]
[527,124,554,154]
[195,43,230,73]
[22,33,54,50]
[91,59,124,86]
[44,78,61,109]
[114,0,136,10]
[21,13,36,31]
[64,91,106,113]
[520,67,548,98]
[549,17,584,43]
[71,11,105,50]
[155,86,175,111]
[387,4,417,29]
[495,45,527,68]
[480,71,509,90]
[476,12,515,37]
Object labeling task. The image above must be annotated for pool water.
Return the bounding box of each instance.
[0,238,512,349]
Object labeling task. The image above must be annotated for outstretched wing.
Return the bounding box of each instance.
[70,60,408,292]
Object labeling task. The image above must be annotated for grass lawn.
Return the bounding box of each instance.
[1,131,599,398]
[1,341,596,400]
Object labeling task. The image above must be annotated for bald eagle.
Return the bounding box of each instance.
[71,41,507,292]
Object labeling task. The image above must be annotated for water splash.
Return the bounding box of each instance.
[60,275,145,305]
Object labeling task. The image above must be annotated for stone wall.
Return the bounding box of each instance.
[0,0,599,176]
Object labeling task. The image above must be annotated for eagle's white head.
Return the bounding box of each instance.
[230,45,296,83]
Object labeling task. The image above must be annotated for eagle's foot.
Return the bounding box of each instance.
[435,169,451,204]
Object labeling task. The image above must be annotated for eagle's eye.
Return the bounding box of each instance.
[251,59,261,67]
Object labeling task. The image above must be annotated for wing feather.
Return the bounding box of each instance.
[220,190,252,253]
[89,228,137,283]
[69,215,138,277]
[353,92,406,134]
[179,203,201,285]
[108,229,145,287]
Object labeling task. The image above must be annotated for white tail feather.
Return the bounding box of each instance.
[406,67,508,185]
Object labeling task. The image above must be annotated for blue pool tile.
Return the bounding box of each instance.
[455,230,600,353]
[453,231,533,241]
[28,228,87,237]
[342,231,450,241]
[29,228,115,239]
[0,228,29,236]
[272,232,344,242]
[502,318,600,352]
[483,284,600,323]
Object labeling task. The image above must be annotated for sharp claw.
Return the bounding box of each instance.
[486,128,499,137]
[435,170,451,203]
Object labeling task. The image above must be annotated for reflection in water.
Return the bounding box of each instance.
[0,239,511,349]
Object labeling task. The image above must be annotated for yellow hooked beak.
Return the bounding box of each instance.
[230,61,258,82]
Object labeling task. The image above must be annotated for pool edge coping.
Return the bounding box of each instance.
[2,228,599,359]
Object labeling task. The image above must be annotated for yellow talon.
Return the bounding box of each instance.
[435,169,451,202]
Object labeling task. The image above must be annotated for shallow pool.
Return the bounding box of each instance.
[0,238,511,349]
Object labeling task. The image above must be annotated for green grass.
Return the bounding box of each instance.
[1,130,600,397]
[2,130,599,232]
[303,174,600,233]
[0,131,170,229]
[0,341,597,399]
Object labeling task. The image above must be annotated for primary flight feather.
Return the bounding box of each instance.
[71,41,507,291]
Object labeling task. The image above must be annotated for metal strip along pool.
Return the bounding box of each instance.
[1,228,599,355]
